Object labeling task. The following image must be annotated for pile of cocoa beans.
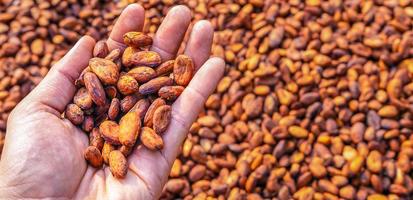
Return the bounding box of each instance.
[65,32,194,179]
[2,0,413,199]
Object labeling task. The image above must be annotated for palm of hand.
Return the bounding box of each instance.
[0,4,224,200]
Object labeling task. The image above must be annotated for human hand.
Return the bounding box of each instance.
[0,4,224,200]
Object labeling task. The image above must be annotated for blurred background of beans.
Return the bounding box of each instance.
[2,0,413,199]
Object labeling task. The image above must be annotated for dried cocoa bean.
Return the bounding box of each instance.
[102,142,115,164]
[140,127,164,150]
[89,128,104,151]
[153,105,172,134]
[123,32,153,48]
[93,40,109,58]
[108,98,120,120]
[158,86,184,101]
[117,74,139,95]
[73,87,93,110]
[99,120,120,145]
[65,104,84,125]
[89,57,120,85]
[127,66,156,83]
[155,60,174,76]
[84,146,103,168]
[122,50,161,67]
[119,112,141,147]
[144,98,166,127]
[173,55,194,86]
[109,150,128,179]
[83,72,106,106]
[139,77,173,95]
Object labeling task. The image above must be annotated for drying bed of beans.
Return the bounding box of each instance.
[1,0,413,199]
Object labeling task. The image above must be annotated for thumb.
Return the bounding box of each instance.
[24,36,95,113]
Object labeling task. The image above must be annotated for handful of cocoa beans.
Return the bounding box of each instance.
[64,32,194,179]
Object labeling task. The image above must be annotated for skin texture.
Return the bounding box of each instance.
[0,4,224,200]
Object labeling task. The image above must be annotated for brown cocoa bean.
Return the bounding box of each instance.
[93,40,109,58]
[84,146,103,168]
[173,55,194,86]
[123,32,152,48]
[108,98,120,120]
[109,150,128,179]
[153,105,172,134]
[83,72,106,106]
[65,104,84,125]
[140,127,164,150]
[102,142,115,164]
[366,150,382,173]
[82,116,94,132]
[89,57,120,85]
[119,111,141,147]
[130,98,150,120]
[117,74,139,95]
[89,128,104,151]
[99,120,120,145]
[139,76,173,95]
[105,86,118,99]
[122,50,161,67]
[120,94,141,113]
[105,49,121,62]
[144,98,166,127]
[188,165,206,182]
[73,87,93,110]
[158,86,184,101]
[127,66,156,83]
[155,60,174,76]
[288,126,308,138]
[318,179,338,195]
